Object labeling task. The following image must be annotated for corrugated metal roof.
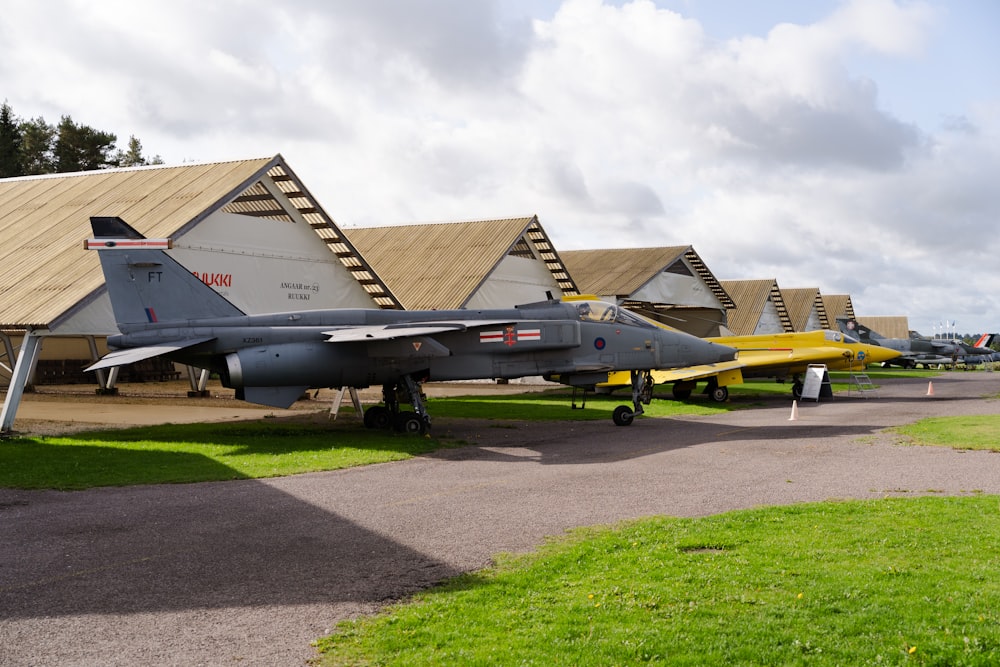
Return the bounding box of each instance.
[0,156,398,330]
[858,316,910,340]
[781,287,829,331]
[561,247,686,296]
[560,246,734,309]
[719,278,793,335]
[822,294,856,322]
[345,216,578,310]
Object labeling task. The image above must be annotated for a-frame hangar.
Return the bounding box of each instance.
[345,217,579,310]
[0,155,397,433]
[559,247,734,338]
[781,287,830,332]
[822,294,856,323]
[718,279,794,335]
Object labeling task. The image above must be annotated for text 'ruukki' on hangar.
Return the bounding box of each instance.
[0,155,398,433]
[559,246,734,338]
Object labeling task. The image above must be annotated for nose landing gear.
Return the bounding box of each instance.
[613,370,653,426]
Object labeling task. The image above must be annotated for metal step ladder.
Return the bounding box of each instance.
[847,372,878,398]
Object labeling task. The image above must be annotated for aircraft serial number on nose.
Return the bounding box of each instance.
[243,337,263,344]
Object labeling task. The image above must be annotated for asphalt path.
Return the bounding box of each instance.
[2,373,999,665]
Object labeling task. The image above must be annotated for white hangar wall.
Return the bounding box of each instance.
[754,300,786,335]
[171,211,375,312]
[168,211,377,313]
[630,269,726,311]
[52,211,376,336]
[802,309,824,332]
[464,254,565,310]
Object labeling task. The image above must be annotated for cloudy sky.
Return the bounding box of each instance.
[3,0,998,335]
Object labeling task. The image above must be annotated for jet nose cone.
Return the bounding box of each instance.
[655,329,738,368]
[713,342,739,363]
[689,339,739,365]
[862,344,901,365]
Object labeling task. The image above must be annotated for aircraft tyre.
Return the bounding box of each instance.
[791,381,803,399]
[395,411,426,435]
[364,405,392,429]
[709,386,729,402]
[672,386,692,400]
[612,405,635,426]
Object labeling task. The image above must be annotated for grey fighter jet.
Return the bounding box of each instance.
[836,317,993,368]
[85,217,737,432]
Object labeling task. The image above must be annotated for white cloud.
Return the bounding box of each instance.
[1,0,997,333]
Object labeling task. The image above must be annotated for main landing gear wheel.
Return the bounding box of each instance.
[365,376,431,435]
[363,405,391,429]
[612,405,635,426]
[395,411,425,435]
[672,386,692,400]
[791,380,803,399]
[709,386,729,403]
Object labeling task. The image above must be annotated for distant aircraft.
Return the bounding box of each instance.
[84,217,737,431]
[836,318,995,368]
[964,333,1000,364]
[601,329,901,401]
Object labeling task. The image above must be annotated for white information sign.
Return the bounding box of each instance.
[801,364,829,401]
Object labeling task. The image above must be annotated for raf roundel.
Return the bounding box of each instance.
[594,337,606,350]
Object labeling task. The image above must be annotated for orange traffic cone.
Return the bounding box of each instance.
[788,400,799,421]
[926,381,935,396]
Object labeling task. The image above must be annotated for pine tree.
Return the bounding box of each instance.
[0,101,23,177]
[53,115,118,172]
[19,116,55,175]
[115,135,163,167]
[117,135,145,167]
[0,103,162,176]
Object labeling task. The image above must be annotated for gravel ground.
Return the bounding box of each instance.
[1,372,999,666]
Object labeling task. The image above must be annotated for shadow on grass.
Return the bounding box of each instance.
[0,439,250,489]
[0,418,457,489]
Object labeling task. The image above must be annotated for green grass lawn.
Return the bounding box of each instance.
[0,393,732,489]
[5,373,997,665]
[315,496,1000,666]
[893,415,1000,452]
[0,420,455,489]
[1,370,988,490]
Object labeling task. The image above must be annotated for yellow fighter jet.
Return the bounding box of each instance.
[602,328,902,402]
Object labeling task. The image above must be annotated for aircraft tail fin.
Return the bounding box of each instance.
[86,216,245,327]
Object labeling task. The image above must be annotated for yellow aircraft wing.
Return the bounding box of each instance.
[602,329,901,398]
[710,330,901,378]
[640,360,745,385]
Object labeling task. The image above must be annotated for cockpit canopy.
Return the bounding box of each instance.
[826,329,860,344]
[573,300,658,329]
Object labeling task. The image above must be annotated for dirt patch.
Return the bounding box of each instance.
[4,378,563,436]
